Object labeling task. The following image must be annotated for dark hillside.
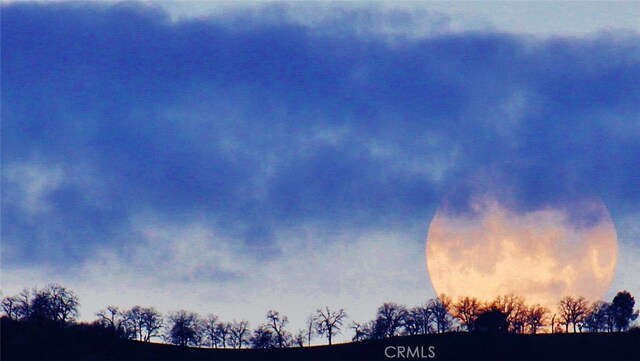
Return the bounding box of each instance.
[2,318,638,361]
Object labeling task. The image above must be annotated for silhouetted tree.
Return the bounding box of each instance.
[142,307,164,341]
[126,306,164,342]
[229,320,250,349]
[350,321,366,341]
[402,308,423,335]
[604,303,616,332]
[512,305,528,333]
[202,314,220,348]
[250,325,277,349]
[293,329,305,347]
[428,294,453,333]
[351,320,377,341]
[316,307,347,345]
[474,308,508,333]
[610,290,638,332]
[16,288,33,319]
[9,283,639,351]
[265,310,289,348]
[525,304,549,334]
[490,294,526,333]
[28,284,79,327]
[96,306,133,339]
[166,310,202,347]
[373,302,407,337]
[550,313,561,333]
[453,296,482,332]
[413,304,434,334]
[558,296,588,333]
[215,321,232,348]
[584,301,610,332]
[2,295,21,320]
[125,306,144,341]
[304,314,316,346]
[7,288,34,321]
[29,292,56,326]
[96,306,120,332]
[2,285,79,327]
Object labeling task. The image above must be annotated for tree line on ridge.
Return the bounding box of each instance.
[2,285,638,349]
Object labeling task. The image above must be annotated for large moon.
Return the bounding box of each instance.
[426,197,618,310]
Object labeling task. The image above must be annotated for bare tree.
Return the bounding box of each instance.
[315,307,347,345]
[27,284,79,327]
[16,288,33,320]
[584,301,610,332]
[428,294,453,333]
[402,310,421,336]
[512,303,528,334]
[604,303,616,332]
[166,310,202,347]
[96,306,132,338]
[29,291,55,326]
[265,310,289,348]
[2,285,79,327]
[413,304,434,334]
[373,302,407,338]
[250,324,277,349]
[202,314,220,348]
[558,296,588,333]
[293,329,305,347]
[125,306,144,341]
[453,297,482,332]
[525,304,549,334]
[141,307,164,342]
[215,321,232,348]
[126,306,164,342]
[229,319,250,349]
[490,294,527,333]
[1,289,33,321]
[96,306,120,332]
[361,320,377,340]
[2,295,21,320]
[351,321,367,341]
[305,314,316,346]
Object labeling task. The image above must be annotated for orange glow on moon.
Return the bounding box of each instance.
[426,198,618,310]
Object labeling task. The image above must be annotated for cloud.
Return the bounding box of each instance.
[1,220,429,342]
[1,2,639,332]
[157,2,640,37]
[159,1,453,40]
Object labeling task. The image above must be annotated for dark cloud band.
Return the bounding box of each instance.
[2,2,639,269]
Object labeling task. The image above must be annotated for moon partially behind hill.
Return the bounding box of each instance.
[426,197,618,311]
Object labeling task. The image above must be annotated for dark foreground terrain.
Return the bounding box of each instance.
[2,318,638,361]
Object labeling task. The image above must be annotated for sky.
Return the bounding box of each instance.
[2,1,640,343]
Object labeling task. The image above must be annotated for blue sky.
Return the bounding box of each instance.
[2,1,639,341]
